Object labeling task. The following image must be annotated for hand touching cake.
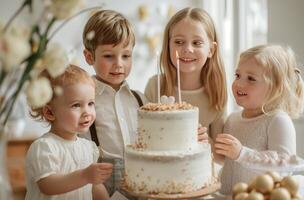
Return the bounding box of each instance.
[124,96,214,194]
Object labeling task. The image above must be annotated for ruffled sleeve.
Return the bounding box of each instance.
[26,138,60,182]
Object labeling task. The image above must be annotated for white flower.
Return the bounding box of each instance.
[26,77,53,108]
[86,31,95,40]
[0,25,31,72]
[43,43,68,78]
[49,0,85,20]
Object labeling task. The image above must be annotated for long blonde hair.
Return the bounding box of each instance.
[239,44,304,118]
[160,7,227,111]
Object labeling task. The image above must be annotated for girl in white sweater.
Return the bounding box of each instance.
[215,44,304,194]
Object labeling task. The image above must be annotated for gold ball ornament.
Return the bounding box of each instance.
[267,171,282,183]
[247,191,264,200]
[233,182,248,195]
[270,188,291,200]
[291,193,303,200]
[234,192,249,200]
[255,174,274,194]
[281,176,299,196]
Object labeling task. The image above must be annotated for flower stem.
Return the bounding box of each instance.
[0,70,7,89]
[0,15,54,126]
[3,0,32,33]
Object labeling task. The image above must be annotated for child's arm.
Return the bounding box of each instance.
[215,113,297,162]
[197,125,208,142]
[214,133,242,160]
[92,184,110,200]
[197,126,227,164]
[38,163,113,195]
[207,135,225,165]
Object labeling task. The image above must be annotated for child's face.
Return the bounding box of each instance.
[232,57,269,117]
[50,83,96,140]
[89,42,133,90]
[169,18,214,75]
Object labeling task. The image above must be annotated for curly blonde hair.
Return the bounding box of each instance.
[30,64,95,123]
[239,44,304,118]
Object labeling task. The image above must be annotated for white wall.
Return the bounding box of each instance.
[268,0,304,65]
[2,0,304,157]
[1,0,203,136]
[268,0,304,158]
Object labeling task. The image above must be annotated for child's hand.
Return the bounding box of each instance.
[197,125,208,142]
[84,163,113,185]
[215,133,242,160]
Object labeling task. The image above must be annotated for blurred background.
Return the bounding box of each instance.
[3,0,303,153]
[1,0,304,198]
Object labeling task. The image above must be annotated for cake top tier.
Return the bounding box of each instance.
[140,95,194,111]
[140,102,194,111]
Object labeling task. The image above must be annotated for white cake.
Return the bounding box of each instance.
[124,98,213,194]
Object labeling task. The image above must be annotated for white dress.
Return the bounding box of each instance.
[25,132,99,200]
[220,110,296,194]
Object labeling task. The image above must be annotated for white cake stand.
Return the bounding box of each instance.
[241,155,304,175]
[121,181,221,200]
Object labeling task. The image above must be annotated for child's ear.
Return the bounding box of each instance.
[208,42,217,58]
[42,105,55,122]
[83,49,94,65]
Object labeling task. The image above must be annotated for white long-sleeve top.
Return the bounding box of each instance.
[220,110,296,194]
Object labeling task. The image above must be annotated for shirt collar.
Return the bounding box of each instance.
[94,76,130,95]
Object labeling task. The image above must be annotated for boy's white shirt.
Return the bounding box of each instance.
[84,78,147,159]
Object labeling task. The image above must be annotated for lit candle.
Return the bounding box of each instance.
[176,51,181,103]
[156,51,160,104]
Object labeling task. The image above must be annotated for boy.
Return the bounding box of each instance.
[82,10,147,196]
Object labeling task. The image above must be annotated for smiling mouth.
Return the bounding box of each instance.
[180,58,196,62]
[237,91,247,96]
[80,121,91,127]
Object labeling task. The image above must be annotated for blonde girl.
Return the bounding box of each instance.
[145,7,227,147]
[216,44,304,194]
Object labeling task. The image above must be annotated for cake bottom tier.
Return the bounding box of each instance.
[124,144,212,194]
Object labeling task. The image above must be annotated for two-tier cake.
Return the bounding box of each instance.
[124,96,213,194]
